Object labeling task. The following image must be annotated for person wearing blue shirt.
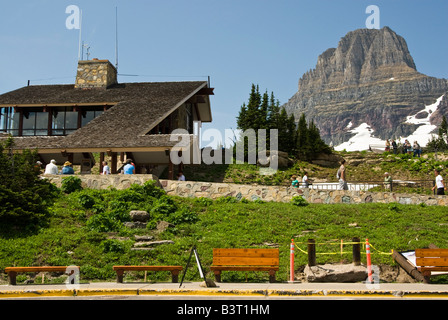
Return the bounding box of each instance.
[123,159,135,174]
[61,161,74,174]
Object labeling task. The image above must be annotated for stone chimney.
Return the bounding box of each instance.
[75,59,117,89]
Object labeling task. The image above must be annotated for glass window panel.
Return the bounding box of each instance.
[0,108,4,131]
[52,130,64,136]
[65,111,78,130]
[22,130,35,136]
[35,130,48,136]
[52,110,65,130]
[81,111,95,127]
[9,112,19,132]
[36,112,48,130]
[22,112,36,132]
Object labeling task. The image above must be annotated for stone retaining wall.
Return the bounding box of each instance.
[44,174,160,190]
[160,180,448,206]
[44,174,448,206]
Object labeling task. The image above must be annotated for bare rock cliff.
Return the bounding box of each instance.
[283,27,448,145]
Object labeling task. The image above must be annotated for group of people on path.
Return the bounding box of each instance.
[291,159,445,195]
[385,139,421,157]
[291,171,311,189]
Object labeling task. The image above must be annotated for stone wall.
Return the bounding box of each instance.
[44,174,448,206]
[160,180,448,206]
[45,174,160,190]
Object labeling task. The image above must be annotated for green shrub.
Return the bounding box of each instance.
[216,196,239,203]
[150,196,178,216]
[61,176,82,194]
[291,195,309,207]
[194,197,213,206]
[100,239,126,253]
[86,212,123,232]
[169,207,198,225]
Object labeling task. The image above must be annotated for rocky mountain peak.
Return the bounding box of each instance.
[284,27,448,148]
[299,27,418,92]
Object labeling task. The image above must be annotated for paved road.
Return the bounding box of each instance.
[2,281,448,299]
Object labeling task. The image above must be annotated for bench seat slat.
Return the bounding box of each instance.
[213,248,279,258]
[419,267,448,272]
[112,266,183,271]
[213,257,279,266]
[210,266,279,271]
[5,266,77,273]
[415,249,448,258]
[416,258,448,267]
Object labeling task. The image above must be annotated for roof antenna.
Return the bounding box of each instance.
[115,6,118,70]
[78,9,83,60]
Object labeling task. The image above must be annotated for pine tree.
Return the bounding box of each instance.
[236,85,331,162]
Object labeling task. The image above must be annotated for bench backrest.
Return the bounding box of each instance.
[415,249,448,267]
[212,248,279,266]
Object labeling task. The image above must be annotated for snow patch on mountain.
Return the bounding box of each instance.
[334,95,445,152]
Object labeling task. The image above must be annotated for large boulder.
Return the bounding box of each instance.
[303,264,368,282]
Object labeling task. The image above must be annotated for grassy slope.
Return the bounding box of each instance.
[2,151,448,284]
[1,194,448,284]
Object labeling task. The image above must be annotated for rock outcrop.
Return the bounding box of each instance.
[283,27,448,146]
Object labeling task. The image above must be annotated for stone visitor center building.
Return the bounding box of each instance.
[0,59,214,178]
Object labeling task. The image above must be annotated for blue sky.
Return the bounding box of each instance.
[0,1,447,147]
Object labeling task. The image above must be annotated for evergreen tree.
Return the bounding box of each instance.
[0,138,59,233]
[428,115,448,151]
[236,85,331,162]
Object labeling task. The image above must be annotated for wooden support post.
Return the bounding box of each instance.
[8,271,17,285]
[99,152,104,174]
[391,250,425,282]
[111,152,117,174]
[116,269,124,283]
[353,237,361,266]
[168,160,174,180]
[307,239,316,267]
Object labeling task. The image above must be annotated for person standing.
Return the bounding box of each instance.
[102,161,111,175]
[302,171,310,188]
[123,159,135,174]
[391,139,398,154]
[291,175,299,188]
[384,172,392,191]
[337,160,348,190]
[432,169,446,195]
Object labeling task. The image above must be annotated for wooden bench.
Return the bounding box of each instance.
[416,248,448,283]
[4,266,79,285]
[112,265,183,283]
[209,248,279,283]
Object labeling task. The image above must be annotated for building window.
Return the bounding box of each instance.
[0,107,19,136]
[0,105,107,137]
[81,109,103,127]
[52,107,78,136]
[22,109,49,136]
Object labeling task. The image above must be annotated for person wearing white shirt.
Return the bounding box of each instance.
[102,161,111,175]
[44,159,59,175]
[302,171,310,188]
[177,172,186,181]
[432,169,446,195]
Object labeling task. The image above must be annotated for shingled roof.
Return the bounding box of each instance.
[0,81,208,150]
